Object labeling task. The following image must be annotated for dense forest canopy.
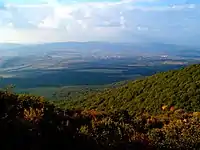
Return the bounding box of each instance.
[59,64,200,115]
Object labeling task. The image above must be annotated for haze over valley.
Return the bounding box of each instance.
[0,0,199,95]
[0,42,199,98]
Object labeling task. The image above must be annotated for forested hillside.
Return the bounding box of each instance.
[59,64,200,115]
[1,64,200,150]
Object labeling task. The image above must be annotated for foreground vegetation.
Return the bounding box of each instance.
[1,89,200,150]
[2,64,200,150]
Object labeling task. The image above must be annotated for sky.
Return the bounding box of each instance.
[0,0,199,45]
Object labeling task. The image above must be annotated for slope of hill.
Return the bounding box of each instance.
[59,64,200,115]
[1,83,200,149]
[2,64,200,149]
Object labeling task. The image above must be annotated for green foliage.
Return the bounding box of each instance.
[61,64,200,115]
[1,89,200,149]
[2,64,200,149]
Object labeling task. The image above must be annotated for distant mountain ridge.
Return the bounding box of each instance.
[1,42,199,56]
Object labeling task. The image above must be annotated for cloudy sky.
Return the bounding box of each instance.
[0,0,199,45]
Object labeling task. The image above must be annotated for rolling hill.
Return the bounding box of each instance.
[1,64,200,150]
[59,64,200,115]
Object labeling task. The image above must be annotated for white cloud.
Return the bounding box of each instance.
[0,0,199,45]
